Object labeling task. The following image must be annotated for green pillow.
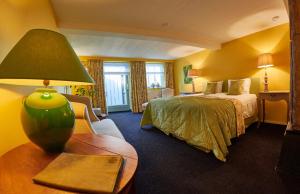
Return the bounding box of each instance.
[228,80,243,95]
[205,82,217,94]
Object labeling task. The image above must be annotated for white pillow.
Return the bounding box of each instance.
[203,81,223,93]
[228,78,251,94]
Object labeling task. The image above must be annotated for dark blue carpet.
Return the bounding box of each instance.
[109,111,299,194]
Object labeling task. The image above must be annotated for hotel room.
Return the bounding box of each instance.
[0,0,299,193]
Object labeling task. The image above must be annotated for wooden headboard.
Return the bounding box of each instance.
[222,77,260,95]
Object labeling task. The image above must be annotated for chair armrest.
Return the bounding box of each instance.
[62,94,100,122]
[71,102,86,119]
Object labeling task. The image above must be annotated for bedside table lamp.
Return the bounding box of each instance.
[0,29,94,152]
[257,53,274,92]
[187,69,200,93]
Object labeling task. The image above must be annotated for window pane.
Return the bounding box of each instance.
[104,62,129,73]
[104,74,128,106]
[104,62,129,108]
[146,63,165,88]
[146,63,164,73]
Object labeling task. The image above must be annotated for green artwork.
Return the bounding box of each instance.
[183,65,193,84]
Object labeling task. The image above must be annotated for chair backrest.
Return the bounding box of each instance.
[162,88,174,98]
[147,89,162,100]
[147,88,174,101]
[62,94,100,123]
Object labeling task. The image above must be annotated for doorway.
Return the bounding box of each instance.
[104,62,130,112]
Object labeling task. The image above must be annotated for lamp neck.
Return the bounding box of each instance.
[43,80,50,87]
[192,78,195,93]
[264,67,269,92]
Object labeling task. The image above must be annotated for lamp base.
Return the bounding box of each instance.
[264,73,269,92]
[42,144,65,153]
[21,88,75,152]
[264,82,269,92]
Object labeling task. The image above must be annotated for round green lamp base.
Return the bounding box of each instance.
[21,88,75,153]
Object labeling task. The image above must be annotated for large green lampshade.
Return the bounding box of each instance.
[0,29,94,86]
[0,29,94,152]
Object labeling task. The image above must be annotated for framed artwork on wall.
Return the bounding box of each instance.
[183,65,193,84]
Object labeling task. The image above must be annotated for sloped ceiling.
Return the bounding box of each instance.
[62,29,204,59]
[51,0,289,59]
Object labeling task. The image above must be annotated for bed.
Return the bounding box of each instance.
[140,78,259,162]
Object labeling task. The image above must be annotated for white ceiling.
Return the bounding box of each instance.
[51,0,289,60]
[62,29,204,59]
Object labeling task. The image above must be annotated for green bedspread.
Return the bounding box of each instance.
[140,96,240,161]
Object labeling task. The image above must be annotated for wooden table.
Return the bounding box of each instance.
[0,134,138,194]
[257,91,290,127]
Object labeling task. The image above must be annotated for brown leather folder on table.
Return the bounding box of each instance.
[33,153,123,194]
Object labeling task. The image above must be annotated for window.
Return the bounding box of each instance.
[146,63,165,88]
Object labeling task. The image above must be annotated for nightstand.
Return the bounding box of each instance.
[257,91,290,127]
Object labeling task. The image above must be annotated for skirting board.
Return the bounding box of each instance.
[263,119,287,126]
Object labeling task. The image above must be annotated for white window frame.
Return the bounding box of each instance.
[146,62,166,88]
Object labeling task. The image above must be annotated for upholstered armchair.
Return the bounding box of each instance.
[63,94,125,140]
[142,88,174,111]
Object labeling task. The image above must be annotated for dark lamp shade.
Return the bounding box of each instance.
[0,29,94,86]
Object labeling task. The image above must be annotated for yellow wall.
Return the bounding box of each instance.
[175,24,290,124]
[0,0,57,156]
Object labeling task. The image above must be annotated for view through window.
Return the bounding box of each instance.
[146,63,165,88]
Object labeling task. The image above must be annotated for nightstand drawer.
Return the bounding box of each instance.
[259,92,289,101]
